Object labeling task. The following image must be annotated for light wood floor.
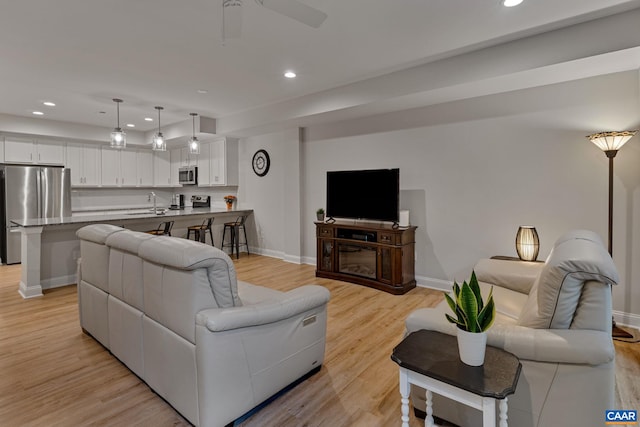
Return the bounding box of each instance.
[0,255,638,426]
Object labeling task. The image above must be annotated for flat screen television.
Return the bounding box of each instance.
[326,168,399,223]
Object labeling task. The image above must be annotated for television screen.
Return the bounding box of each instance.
[326,168,399,222]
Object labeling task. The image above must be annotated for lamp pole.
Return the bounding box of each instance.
[605,150,616,256]
[587,131,637,340]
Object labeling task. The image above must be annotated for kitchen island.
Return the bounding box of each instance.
[10,207,253,298]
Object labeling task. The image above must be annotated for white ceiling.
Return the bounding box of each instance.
[1,0,640,137]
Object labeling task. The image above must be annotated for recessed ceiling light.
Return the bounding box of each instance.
[144,117,154,122]
[126,123,136,128]
[32,111,44,115]
[284,71,297,79]
[197,89,208,94]
[502,0,523,7]
[43,101,56,107]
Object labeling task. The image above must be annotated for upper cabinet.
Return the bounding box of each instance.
[66,143,101,186]
[197,138,238,187]
[4,138,65,165]
[153,150,172,187]
[101,147,153,187]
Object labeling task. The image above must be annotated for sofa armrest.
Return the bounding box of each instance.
[406,307,614,366]
[196,285,330,332]
[488,323,614,365]
[474,258,545,294]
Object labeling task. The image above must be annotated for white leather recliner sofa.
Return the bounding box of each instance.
[76,224,330,427]
[405,229,619,427]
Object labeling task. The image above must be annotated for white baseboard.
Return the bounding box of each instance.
[41,274,76,290]
[415,275,450,293]
[251,253,640,330]
[614,310,640,330]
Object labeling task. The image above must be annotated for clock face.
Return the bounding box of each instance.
[252,149,270,177]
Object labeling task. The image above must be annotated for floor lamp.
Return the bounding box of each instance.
[587,130,637,339]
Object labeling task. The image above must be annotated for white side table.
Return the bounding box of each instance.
[391,330,521,427]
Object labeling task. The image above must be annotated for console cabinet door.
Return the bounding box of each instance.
[317,239,334,272]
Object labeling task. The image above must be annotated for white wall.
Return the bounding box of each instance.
[242,70,640,325]
[238,128,301,261]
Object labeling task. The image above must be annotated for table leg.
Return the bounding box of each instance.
[482,397,496,427]
[399,369,410,427]
[499,397,508,427]
[426,390,435,427]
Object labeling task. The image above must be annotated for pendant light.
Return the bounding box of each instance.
[110,98,126,149]
[152,106,166,151]
[188,113,200,155]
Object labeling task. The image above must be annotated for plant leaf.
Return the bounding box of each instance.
[458,281,479,332]
[445,313,466,328]
[469,271,483,312]
[444,292,457,314]
[477,287,496,331]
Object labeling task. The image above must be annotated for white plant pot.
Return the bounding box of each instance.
[456,329,487,366]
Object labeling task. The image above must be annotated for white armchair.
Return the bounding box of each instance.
[405,230,618,427]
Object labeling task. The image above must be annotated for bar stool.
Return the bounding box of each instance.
[222,215,249,259]
[146,220,174,236]
[187,217,215,245]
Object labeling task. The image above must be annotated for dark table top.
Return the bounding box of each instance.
[391,330,521,399]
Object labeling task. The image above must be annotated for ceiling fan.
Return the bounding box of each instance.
[222,0,327,40]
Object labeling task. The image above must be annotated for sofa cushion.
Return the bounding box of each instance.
[518,232,618,329]
[106,230,154,309]
[106,229,155,254]
[138,236,241,309]
[76,223,124,244]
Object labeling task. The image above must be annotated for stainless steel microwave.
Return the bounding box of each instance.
[178,166,197,185]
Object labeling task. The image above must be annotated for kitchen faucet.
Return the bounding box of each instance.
[148,191,157,214]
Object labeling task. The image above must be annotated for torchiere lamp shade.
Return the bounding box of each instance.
[516,226,539,261]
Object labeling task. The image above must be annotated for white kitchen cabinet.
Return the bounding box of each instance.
[196,142,211,186]
[136,150,154,187]
[120,149,138,187]
[210,138,238,186]
[153,150,172,187]
[101,147,120,186]
[179,146,197,167]
[4,138,65,165]
[66,143,101,186]
[170,148,182,186]
[101,147,154,187]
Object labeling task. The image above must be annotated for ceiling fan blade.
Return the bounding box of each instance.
[258,0,327,28]
[223,0,243,39]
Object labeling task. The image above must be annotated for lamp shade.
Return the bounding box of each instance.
[188,113,200,154]
[152,106,166,151]
[587,131,637,153]
[516,226,539,261]
[110,98,126,149]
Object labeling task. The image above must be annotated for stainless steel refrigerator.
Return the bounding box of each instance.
[0,165,71,264]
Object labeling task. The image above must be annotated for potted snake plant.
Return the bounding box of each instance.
[444,271,495,366]
[316,208,325,222]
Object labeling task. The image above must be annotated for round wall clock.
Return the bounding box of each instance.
[252,149,271,177]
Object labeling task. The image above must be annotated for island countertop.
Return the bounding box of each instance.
[10,207,253,228]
